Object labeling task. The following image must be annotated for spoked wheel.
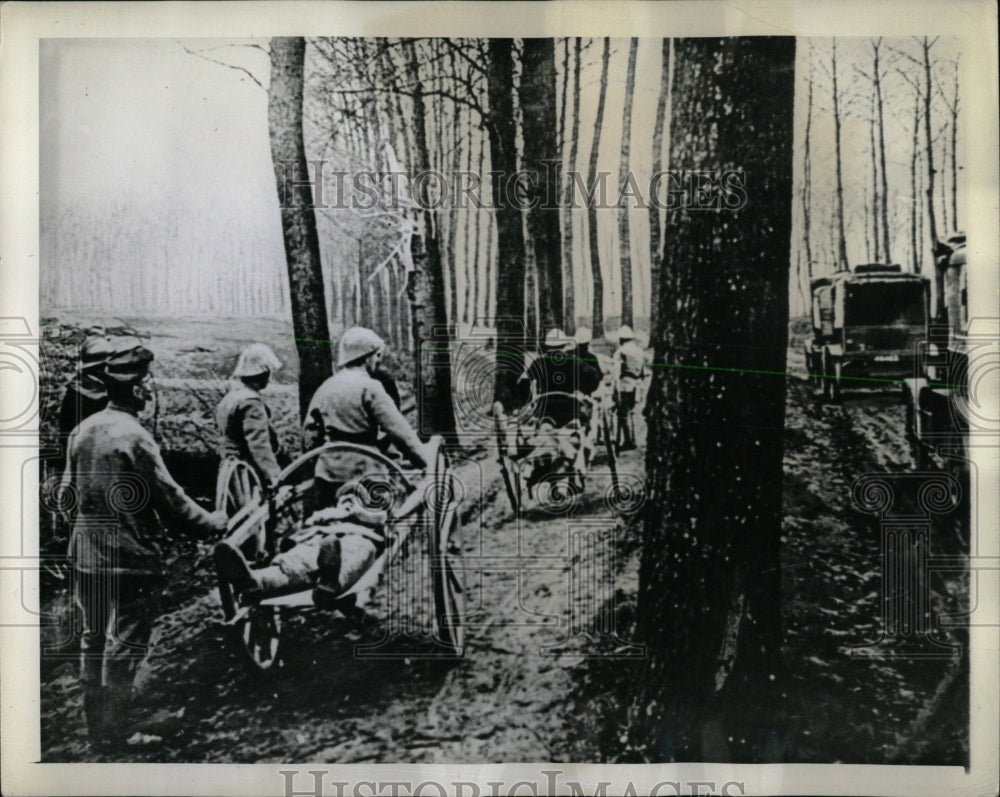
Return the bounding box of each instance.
[494,402,521,515]
[430,510,465,656]
[215,561,283,671]
[239,604,283,671]
[215,459,263,519]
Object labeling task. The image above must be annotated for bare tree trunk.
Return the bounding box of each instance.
[560,37,580,333]
[618,37,639,329]
[521,38,564,334]
[268,37,333,421]
[802,54,813,281]
[868,94,879,263]
[950,59,959,229]
[487,39,527,409]
[649,38,671,342]
[405,40,456,440]
[831,39,849,269]
[910,95,920,272]
[921,37,942,318]
[588,38,611,338]
[873,38,892,262]
[633,35,795,759]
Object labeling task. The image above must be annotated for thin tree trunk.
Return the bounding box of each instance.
[910,95,920,272]
[268,37,333,421]
[873,38,892,262]
[560,37,579,333]
[921,37,942,318]
[588,38,611,338]
[831,39,849,269]
[868,94,879,262]
[405,39,456,440]
[521,38,564,334]
[618,38,639,329]
[801,57,813,281]
[487,39,527,409]
[649,38,671,343]
[950,59,959,229]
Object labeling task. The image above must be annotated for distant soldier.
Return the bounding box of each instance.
[58,333,114,437]
[571,327,604,397]
[215,343,286,490]
[612,324,646,451]
[214,327,428,598]
[519,329,582,428]
[61,339,226,751]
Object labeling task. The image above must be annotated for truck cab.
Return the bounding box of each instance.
[806,264,931,401]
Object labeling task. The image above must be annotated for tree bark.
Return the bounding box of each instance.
[268,37,334,421]
[618,38,639,329]
[649,38,671,341]
[801,56,813,282]
[831,39,849,269]
[487,39,527,410]
[405,39,456,440]
[521,39,564,335]
[588,38,611,338]
[873,39,891,262]
[633,36,795,760]
[921,37,943,318]
[560,37,581,333]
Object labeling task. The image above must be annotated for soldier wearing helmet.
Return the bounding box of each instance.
[60,338,226,751]
[306,327,429,498]
[214,327,428,600]
[215,343,286,489]
[611,324,647,451]
[519,329,593,427]
[58,333,114,437]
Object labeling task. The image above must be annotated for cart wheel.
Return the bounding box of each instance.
[215,459,263,518]
[431,511,465,656]
[237,604,283,671]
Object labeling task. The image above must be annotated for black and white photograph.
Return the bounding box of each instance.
[1,2,998,795]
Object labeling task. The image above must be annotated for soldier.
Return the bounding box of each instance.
[519,329,581,428]
[611,324,647,451]
[58,333,114,437]
[571,327,604,397]
[61,339,226,751]
[215,342,286,489]
[214,327,429,597]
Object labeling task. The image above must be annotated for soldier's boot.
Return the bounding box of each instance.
[214,542,304,597]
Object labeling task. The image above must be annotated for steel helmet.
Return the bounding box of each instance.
[233,342,283,378]
[617,324,635,342]
[79,335,114,370]
[543,328,573,351]
[573,327,592,346]
[337,326,385,367]
[103,338,154,384]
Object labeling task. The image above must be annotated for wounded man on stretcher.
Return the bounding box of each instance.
[214,480,388,601]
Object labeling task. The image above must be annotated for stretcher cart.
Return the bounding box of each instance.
[214,436,464,671]
[492,391,618,515]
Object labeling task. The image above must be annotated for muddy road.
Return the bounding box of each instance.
[40,335,968,765]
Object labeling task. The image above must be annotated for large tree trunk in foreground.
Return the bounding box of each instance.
[633,36,795,761]
[487,39,527,410]
[268,37,333,421]
[649,38,671,343]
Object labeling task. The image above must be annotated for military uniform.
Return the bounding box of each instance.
[215,384,283,487]
[306,365,428,490]
[62,346,223,750]
[612,331,647,450]
[58,373,109,437]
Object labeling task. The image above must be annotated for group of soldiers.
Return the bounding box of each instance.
[54,321,648,754]
[56,325,424,753]
[517,323,649,451]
